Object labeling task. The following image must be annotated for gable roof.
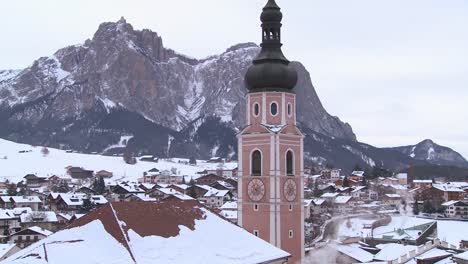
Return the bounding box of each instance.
[3,201,290,264]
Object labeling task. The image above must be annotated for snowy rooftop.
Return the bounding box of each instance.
[20,211,58,223]
[3,201,290,264]
[220,201,237,210]
[10,196,41,203]
[374,243,417,261]
[321,192,340,198]
[332,243,374,263]
[334,196,352,204]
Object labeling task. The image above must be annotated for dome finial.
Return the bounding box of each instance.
[244,0,297,92]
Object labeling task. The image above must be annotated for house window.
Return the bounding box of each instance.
[254,204,259,211]
[253,103,260,117]
[254,230,259,237]
[286,151,294,176]
[289,230,294,238]
[270,102,278,116]
[251,150,262,176]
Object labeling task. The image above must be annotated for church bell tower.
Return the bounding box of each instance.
[238,0,305,263]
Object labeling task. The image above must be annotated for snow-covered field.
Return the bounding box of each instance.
[339,215,468,246]
[0,138,237,183]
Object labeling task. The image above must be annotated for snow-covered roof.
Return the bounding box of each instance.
[116,182,145,193]
[130,193,157,202]
[454,251,468,261]
[0,210,16,220]
[27,226,53,237]
[352,186,367,192]
[312,198,326,206]
[220,201,237,210]
[374,243,417,261]
[384,194,401,198]
[20,211,58,223]
[413,180,433,183]
[433,183,465,193]
[334,196,352,204]
[2,201,290,264]
[204,189,230,198]
[0,243,17,258]
[415,248,452,260]
[396,173,408,179]
[220,210,237,220]
[321,192,340,198]
[332,243,374,263]
[351,171,365,177]
[10,196,41,203]
[441,200,460,207]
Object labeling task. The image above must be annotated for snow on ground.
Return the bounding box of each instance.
[0,138,234,183]
[338,217,376,238]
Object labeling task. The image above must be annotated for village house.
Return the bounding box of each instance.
[396,173,408,185]
[432,184,465,202]
[67,167,94,179]
[154,170,184,185]
[442,200,468,219]
[195,174,225,186]
[141,168,160,184]
[23,174,47,188]
[334,196,354,213]
[20,211,58,231]
[0,210,20,236]
[139,155,159,162]
[310,199,329,216]
[147,188,183,201]
[349,171,365,182]
[10,197,42,211]
[321,192,340,203]
[95,170,113,178]
[382,194,402,207]
[199,187,231,208]
[52,193,108,214]
[412,179,433,189]
[219,201,238,224]
[0,197,13,209]
[8,226,52,249]
[321,169,341,182]
[110,182,145,202]
[350,186,367,200]
[168,184,190,195]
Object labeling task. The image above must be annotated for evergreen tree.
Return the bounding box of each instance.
[353,164,363,172]
[181,176,186,185]
[92,176,106,195]
[80,198,95,213]
[189,157,197,165]
[362,176,368,187]
[187,186,198,199]
[188,177,195,186]
[422,200,435,214]
[313,180,322,197]
[413,199,420,215]
[342,177,350,187]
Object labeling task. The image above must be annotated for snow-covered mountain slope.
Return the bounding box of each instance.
[389,139,468,168]
[0,138,235,184]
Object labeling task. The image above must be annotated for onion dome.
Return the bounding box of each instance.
[245,0,298,92]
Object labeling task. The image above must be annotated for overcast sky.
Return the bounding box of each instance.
[1,0,467,158]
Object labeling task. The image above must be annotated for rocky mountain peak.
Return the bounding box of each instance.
[391,139,468,168]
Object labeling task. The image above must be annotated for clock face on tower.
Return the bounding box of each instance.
[283,179,297,202]
[247,179,266,202]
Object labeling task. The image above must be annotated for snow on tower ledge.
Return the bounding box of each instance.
[2,200,290,264]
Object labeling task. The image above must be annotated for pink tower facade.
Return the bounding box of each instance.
[238,1,305,263]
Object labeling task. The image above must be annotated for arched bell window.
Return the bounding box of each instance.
[251,150,262,176]
[286,151,294,176]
